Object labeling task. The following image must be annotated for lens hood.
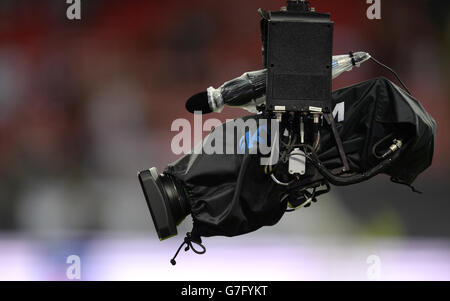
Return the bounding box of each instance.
[138,167,178,240]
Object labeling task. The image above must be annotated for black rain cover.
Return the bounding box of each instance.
[165,115,286,238]
[319,77,436,184]
[165,77,436,239]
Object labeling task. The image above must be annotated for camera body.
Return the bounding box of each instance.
[141,0,336,241]
[137,0,437,255]
[262,1,333,113]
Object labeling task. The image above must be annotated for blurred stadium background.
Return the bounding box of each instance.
[0,0,449,280]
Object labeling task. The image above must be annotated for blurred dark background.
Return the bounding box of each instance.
[0,0,448,241]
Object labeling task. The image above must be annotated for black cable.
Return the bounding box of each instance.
[284,187,317,211]
[370,56,412,95]
[372,133,396,159]
[289,143,405,186]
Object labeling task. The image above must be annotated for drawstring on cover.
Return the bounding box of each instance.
[170,232,206,265]
[390,177,422,194]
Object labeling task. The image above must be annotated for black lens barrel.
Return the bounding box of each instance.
[138,167,190,240]
[158,173,190,225]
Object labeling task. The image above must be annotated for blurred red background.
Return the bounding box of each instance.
[0,0,448,237]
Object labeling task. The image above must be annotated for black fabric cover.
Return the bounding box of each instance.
[165,115,285,238]
[165,77,436,238]
[319,77,436,184]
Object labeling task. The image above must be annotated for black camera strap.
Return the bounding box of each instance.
[324,112,350,172]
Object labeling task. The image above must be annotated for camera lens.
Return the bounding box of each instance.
[138,167,190,240]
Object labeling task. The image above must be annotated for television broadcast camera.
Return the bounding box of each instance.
[138,0,436,264]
